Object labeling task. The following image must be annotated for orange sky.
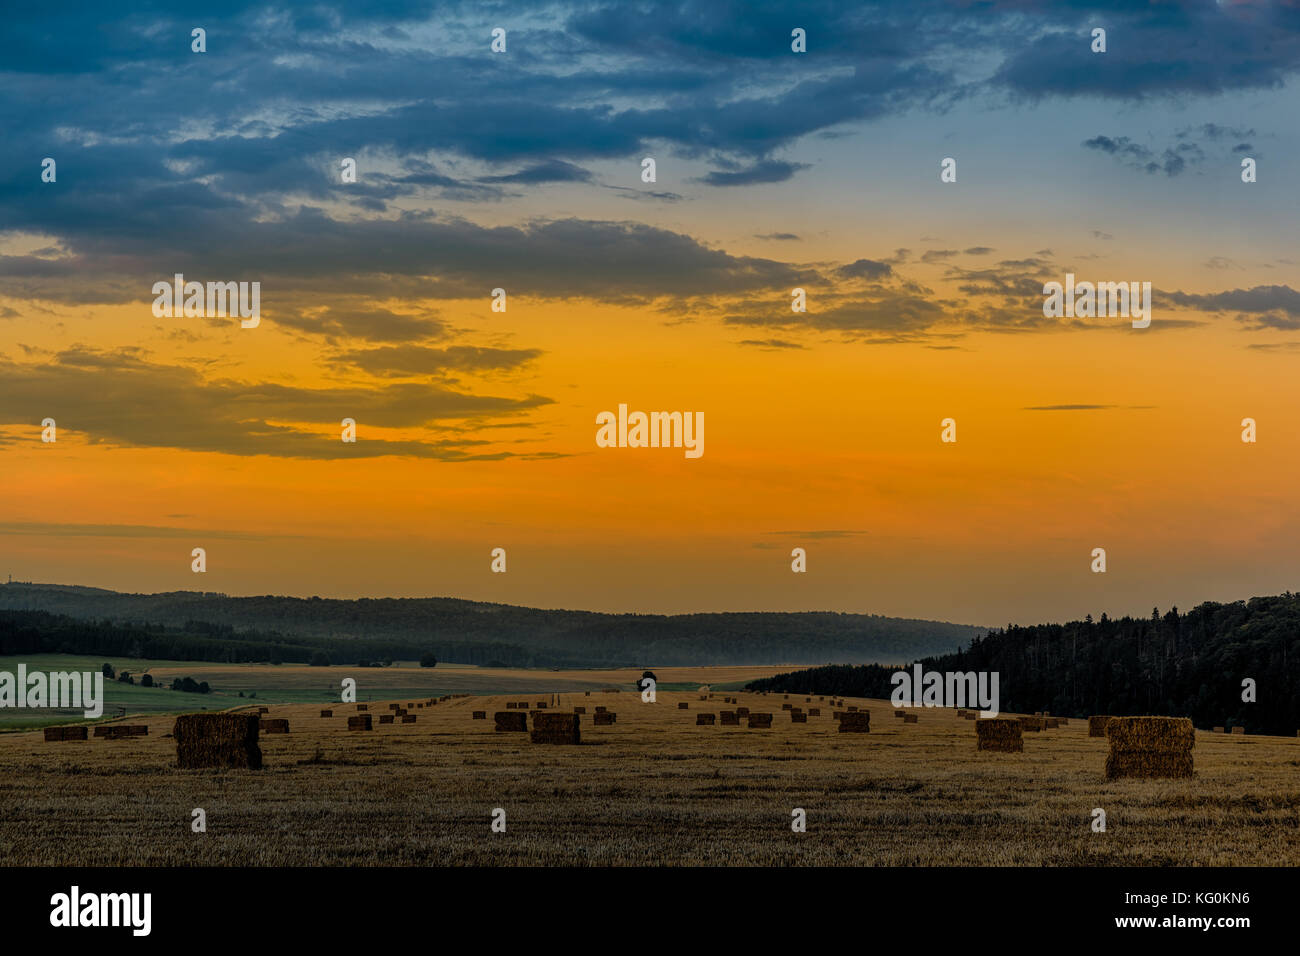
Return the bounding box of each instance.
[4,269,1299,625]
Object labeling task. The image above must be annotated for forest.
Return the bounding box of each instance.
[0,582,982,668]
[747,595,1300,735]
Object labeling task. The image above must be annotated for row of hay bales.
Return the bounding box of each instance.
[978,714,1196,779]
[43,723,149,742]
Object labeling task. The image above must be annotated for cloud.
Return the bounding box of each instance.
[737,338,806,350]
[0,349,557,460]
[336,345,543,377]
[477,160,594,184]
[835,259,892,281]
[755,233,800,241]
[1165,285,1300,330]
[699,160,811,187]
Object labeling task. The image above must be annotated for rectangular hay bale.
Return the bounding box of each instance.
[838,711,870,733]
[174,713,262,769]
[976,718,1023,753]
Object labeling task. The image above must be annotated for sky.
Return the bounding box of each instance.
[2,0,1299,625]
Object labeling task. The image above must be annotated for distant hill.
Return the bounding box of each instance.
[746,594,1300,736]
[0,583,984,668]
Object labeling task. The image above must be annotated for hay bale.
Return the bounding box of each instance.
[736,707,750,717]
[678,702,689,710]
[320,709,333,717]
[257,707,269,714]
[494,712,528,732]
[174,713,262,769]
[893,709,906,719]
[573,706,586,714]
[720,711,739,725]
[517,702,529,709]
[1045,718,1060,729]
[529,712,580,744]
[1103,716,1195,780]
[394,708,407,716]
[593,712,616,726]
[472,711,486,719]
[1106,716,1195,753]
[781,703,793,711]
[44,725,88,742]
[848,705,859,712]
[1019,716,1044,732]
[378,714,394,724]
[808,708,820,716]
[1088,715,1113,737]
[903,713,918,723]
[1104,751,1194,779]
[258,719,289,734]
[962,713,978,720]
[1231,726,1245,736]
[595,706,607,713]
[791,712,808,723]
[348,715,373,731]
[506,702,516,709]
[356,704,367,711]
[838,711,870,733]
[696,713,716,725]
[536,702,548,709]
[833,711,843,720]
[1057,718,1069,726]
[401,714,416,723]
[746,713,773,728]
[976,718,1023,753]
[1213,726,1224,733]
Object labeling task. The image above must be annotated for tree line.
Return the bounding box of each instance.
[747,595,1300,736]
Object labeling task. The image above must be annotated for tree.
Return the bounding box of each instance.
[101,663,115,679]
[419,653,438,668]
[198,681,210,694]
[140,674,153,688]
[638,669,658,692]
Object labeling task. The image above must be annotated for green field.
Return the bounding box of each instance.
[0,656,769,729]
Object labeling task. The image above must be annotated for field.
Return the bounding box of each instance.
[0,655,782,728]
[4,676,1300,866]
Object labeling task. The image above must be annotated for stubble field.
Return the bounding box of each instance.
[3,683,1299,866]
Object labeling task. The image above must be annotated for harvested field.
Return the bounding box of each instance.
[4,689,1300,865]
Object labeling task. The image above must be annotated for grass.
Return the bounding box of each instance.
[0,655,787,729]
[3,678,1300,865]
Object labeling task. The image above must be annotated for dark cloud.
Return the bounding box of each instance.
[836,259,892,281]
[754,233,800,241]
[699,160,810,187]
[1166,285,1300,330]
[477,160,594,184]
[0,348,556,460]
[336,344,543,377]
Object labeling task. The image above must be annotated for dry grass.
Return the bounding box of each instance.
[2,690,1299,865]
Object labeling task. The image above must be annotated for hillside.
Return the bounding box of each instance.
[0,583,983,668]
[746,594,1300,736]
